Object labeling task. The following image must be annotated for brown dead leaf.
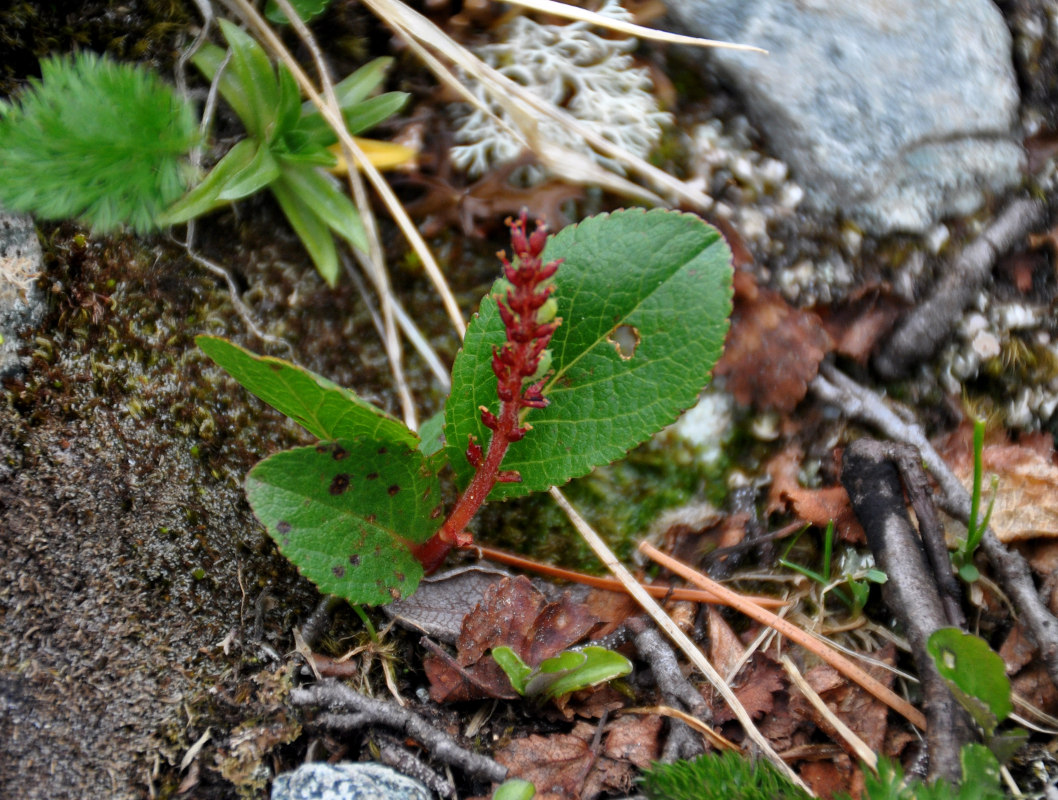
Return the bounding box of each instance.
[706,604,746,679]
[816,285,906,364]
[1012,663,1058,717]
[715,270,832,413]
[603,714,663,769]
[950,443,1058,543]
[425,576,602,702]
[800,755,858,800]
[766,448,866,543]
[797,643,896,754]
[497,720,640,800]
[999,622,1037,675]
[713,654,786,724]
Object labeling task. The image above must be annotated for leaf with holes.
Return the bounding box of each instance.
[445,208,732,498]
[928,627,1012,736]
[197,335,417,449]
[246,437,442,605]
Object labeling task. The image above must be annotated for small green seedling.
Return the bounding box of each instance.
[199,208,732,605]
[0,21,405,286]
[950,419,998,583]
[779,521,886,616]
[162,19,408,284]
[840,746,1004,800]
[491,645,632,701]
[492,779,535,800]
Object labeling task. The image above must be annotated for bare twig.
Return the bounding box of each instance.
[841,439,973,783]
[779,654,877,772]
[812,363,1058,689]
[639,541,928,732]
[873,197,1047,379]
[549,487,816,795]
[626,616,712,761]
[292,680,508,783]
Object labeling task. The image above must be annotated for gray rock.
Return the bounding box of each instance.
[0,212,46,376]
[271,763,432,800]
[665,0,1024,235]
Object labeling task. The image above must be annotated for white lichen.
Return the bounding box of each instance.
[450,0,671,178]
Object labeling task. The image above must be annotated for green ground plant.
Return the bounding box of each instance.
[951,418,998,583]
[490,644,632,702]
[200,208,733,605]
[0,20,406,285]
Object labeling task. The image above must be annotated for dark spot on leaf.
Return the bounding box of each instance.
[395,572,405,582]
[365,514,377,523]
[276,521,291,534]
[388,484,400,496]
[315,444,327,454]
[378,447,388,454]
[332,445,348,460]
[422,486,432,500]
[332,565,345,578]
[607,324,640,359]
[329,473,351,495]
[269,362,282,371]
[430,504,443,519]
[366,472,379,480]
[349,554,361,566]
[389,587,402,601]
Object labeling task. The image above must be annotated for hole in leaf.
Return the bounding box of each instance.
[607,325,640,360]
[332,565,345,578]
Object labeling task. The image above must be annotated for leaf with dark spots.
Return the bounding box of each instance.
[366,472,378,480]
[246,436,441,606]
[715,270,832,413]
[387,485,400,496]
[329,473,350,495]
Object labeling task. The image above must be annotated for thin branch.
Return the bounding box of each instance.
[639,541,928,732]
[812,363,1058,689]
[548,487,815,795]
[292,680,507,783]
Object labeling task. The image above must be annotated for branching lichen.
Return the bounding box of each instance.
[450,0,671,178]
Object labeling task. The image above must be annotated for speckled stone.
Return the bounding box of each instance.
[665,0,1023,235]
[271,763,432,800]
[0,211,45,377]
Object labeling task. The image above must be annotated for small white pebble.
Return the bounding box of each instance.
[713,201,734,220]
[778,182,804,210]
[998,304,1039,329]
[841,226,863,256]
[962,312,990,338]
[738,207,768,240]
[971,330,1001,360]
[732,156,757,186]
[925,224,950,255]
[757,157,788,187]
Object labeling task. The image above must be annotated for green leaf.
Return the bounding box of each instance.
[296,91,409,148]
[161,139,259,224]
[445,208,732,499]
[246,437,441,605]
[217,141,281,201]
[265,0,333,25]
[191,42,254,125]
[276,62,304,139]
[277,163,368,252]
[217,19,280,140]
[418,410,446,458]
[958,744,1002,798]
[491,646,532,695]
[270,176,341,285]
[492,779,536,800]
[927,628,1012,736]
[196,335,417,448]
[525,646,632,700]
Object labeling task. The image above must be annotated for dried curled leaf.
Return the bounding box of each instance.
[716,270,832,413]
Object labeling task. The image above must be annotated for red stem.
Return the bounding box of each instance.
[413,211,559,574]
